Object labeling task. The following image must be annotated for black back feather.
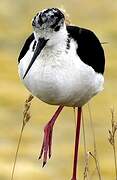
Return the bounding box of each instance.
[67,26,105,74]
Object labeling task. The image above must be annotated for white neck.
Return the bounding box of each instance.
[33,23,68,48]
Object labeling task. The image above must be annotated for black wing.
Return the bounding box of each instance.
[18,33,34,63]
[67,25,105,74]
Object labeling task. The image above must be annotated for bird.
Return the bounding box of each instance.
[18,8,105,180]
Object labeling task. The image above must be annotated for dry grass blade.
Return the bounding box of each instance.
[82,111,90,180]
[10,94,34,180]
[89,151,101,179]
[108,107,117,180]
[88,103,102,180]
[101,42,108,44]
[83,152,90,180]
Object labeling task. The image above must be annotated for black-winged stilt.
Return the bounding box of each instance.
[18,8,105,180]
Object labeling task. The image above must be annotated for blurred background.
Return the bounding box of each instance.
[0,0,117,179]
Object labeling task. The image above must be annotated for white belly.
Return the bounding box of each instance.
[18,50,104,107]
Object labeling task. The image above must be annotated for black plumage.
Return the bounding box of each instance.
[18,33,34,63]
[67,26,105,74]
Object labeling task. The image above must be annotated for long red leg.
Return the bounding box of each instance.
[39,105,64,167]
[71,107,82,180]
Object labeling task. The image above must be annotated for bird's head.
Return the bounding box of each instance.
[32,8,65,42]
[23,8,66,79]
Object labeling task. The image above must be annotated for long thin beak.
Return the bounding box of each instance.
[23,38,48,79]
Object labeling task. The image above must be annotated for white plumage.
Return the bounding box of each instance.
[18,8,105,177]
[18,24,104,107]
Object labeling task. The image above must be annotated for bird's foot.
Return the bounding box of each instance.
[38,105,64,167]
[39,122,53,167]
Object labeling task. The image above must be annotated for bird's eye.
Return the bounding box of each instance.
[51,15,55,18]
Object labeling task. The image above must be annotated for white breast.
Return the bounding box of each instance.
[18,40,104,107]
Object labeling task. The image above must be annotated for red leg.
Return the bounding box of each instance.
[71,107,82,180]
[39,105,64,167]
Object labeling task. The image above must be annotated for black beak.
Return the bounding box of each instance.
[23,38,48,79]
